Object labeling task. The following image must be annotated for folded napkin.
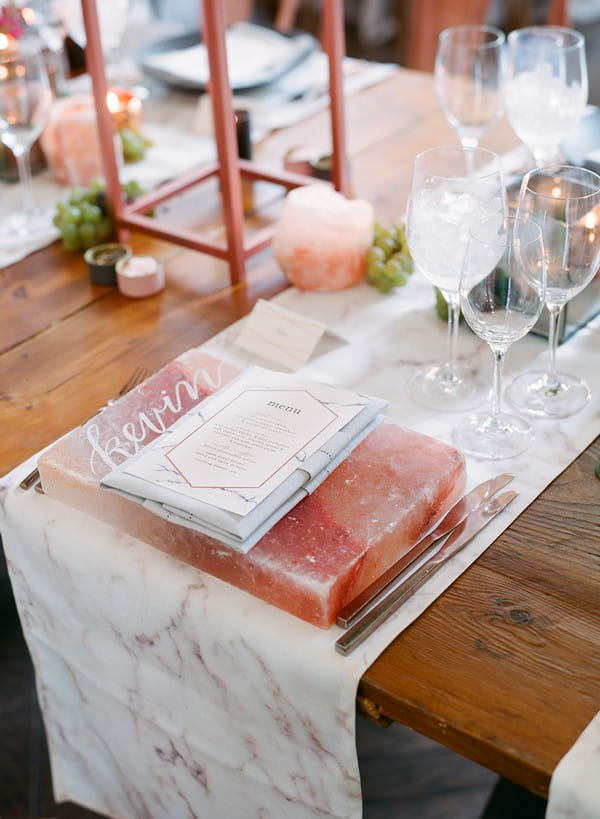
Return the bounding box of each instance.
[0,215,59,269]
[101,367,387,552]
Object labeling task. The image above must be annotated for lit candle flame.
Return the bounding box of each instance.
[106,90,120,114]
[21,6,36,25]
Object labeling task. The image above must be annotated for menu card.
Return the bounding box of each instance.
[101,368,387,552]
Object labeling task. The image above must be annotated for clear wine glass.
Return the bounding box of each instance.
[57,0,131,82]
[0,37,53,236]
[405,145,506,412]
[435,24,505,150]
[503,26,588,167]
[454,216,546,459]
[507,165,600,418]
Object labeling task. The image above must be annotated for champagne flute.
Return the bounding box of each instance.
[435,24,505,150]
[406,145,506,412]
[507,165,600,418]
[455,216,546,459]
[0,37,53,235]
[503,26,588,167]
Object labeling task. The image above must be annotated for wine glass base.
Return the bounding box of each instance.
[454,410,533,460]
[407,362,484,413]
[506,370,591,419]
[0,208,55,242]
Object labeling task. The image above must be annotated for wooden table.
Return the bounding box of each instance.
[1,67,598,803]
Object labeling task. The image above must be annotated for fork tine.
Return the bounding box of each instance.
[20,367,152,491]
[118,366,150,397]
[117,367,141,397]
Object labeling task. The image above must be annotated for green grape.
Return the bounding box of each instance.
[374,234,397,255]
[372,221,386,243]
[391,250,414,275]
[68,187,91,206]
[78,222,98,250]
[119,128,151,163]
[365,219,414,293]
[80,203,103,225]
[64,204,83,225]
[122,178,144,201]
[366,259,386,285]
[96,218,113,242]
[60,223,78,245]
[62,236,80,252]
[435,287,448,321]
[54,179,146,252]
[366,246,386,266]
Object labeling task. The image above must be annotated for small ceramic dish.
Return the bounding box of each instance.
[115,254,165,298]
[84,243,132,286]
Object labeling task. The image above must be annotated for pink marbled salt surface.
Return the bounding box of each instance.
[38,350,466,628]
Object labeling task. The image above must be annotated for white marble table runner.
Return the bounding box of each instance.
[1,277,599,818]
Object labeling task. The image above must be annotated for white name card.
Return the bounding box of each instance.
[235,299,329,371]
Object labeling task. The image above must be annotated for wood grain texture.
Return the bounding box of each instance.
[360,437,600,798]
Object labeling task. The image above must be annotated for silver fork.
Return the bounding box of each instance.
[19,366,151,491]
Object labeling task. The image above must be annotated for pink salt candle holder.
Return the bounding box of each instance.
[115,254,165,298]
[106,87,143,131]
[41,94,123,186]
[272,185,374,291]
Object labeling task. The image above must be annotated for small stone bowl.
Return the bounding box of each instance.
[84,243,132,286]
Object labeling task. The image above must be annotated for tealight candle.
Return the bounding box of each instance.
[106,87,143,131]
[115,255,165,298]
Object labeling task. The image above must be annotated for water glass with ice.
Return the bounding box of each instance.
[406,145,506,412]
[503,26,587,168]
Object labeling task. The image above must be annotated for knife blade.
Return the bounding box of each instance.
[335,489,518,656]
[336,473,514,628]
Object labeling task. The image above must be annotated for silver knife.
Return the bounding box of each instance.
[336,473,514,628]
[335,489,518,656]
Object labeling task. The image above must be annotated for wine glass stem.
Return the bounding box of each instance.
[545,303,563,392]
[14,148,35,216]
[490,348,505,417]
[447,296,460,375]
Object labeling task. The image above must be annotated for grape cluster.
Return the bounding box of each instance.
[53,180,144,252]
[119,128,152,163]
[366,221,414,293]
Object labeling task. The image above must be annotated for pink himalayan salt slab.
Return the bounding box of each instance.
[38,350,466,628]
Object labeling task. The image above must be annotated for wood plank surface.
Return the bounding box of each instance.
[360,436,600,798]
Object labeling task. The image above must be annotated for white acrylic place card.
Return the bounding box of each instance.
[234,299,335,371]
